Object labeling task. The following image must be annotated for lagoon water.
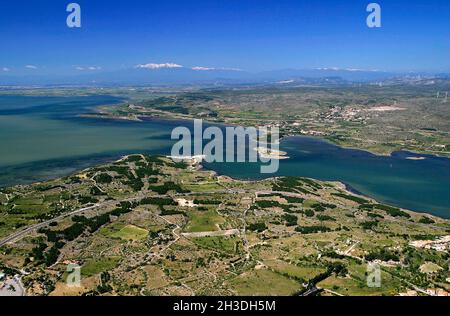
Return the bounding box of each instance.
[0,95,449,218]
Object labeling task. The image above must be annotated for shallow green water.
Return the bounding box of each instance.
[0,95,449,218]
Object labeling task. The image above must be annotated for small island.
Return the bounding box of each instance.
[255,147,290,160]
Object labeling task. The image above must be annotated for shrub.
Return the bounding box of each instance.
[374,204,410,218]
[331,193,369,204]
[150,182,188,194]
[255,200,282,208]
[194,199,221,205]
[282,214,298,226]
[366,248,399,262]
[367,212,384,219]
[316,215,336,221]
[284,196,305,204]
[248,222,267,232]
[295,225,331,234]
[94,173,113,184]
[140,197,176,206]
[418,216,435,224]
[360,221,378,230]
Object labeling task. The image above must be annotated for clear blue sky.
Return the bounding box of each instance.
[1,0,449,75]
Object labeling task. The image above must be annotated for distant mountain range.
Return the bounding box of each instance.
[1,66,449,87]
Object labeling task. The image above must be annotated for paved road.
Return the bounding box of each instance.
[181,229,240,238]
[0,188,314,247]
[300,286,323,296]
[0,204,100,246]
[0,192,148,247]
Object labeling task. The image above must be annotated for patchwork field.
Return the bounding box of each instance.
[0,155,449,296]
[101,223,149,241]
[92,85,450,158]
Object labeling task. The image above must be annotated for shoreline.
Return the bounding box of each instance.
[1,109,449,218]
[2,154,449,297]
[85,109,450,160]
[19,153,450,221]
[162,154,448,221]
[254,147,290,160]
[197,160,447,221]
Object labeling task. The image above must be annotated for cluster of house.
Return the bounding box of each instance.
[409,235,450,252]
[399,288,450,297]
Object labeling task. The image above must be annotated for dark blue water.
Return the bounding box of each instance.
[205,136,450,218]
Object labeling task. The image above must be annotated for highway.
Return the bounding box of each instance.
[0,188,315,247]
[0,204,100,247]
[0,192,149,247]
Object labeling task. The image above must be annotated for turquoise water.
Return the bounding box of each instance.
[0,95,176,184]
[0,95,449,218]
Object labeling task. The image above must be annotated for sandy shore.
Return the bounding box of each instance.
[254,147,289,160]
[405,156,426,160]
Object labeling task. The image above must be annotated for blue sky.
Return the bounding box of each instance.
[1,0,450,75]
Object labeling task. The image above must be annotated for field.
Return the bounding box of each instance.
[185,210,225,232]
[192,236,238,254]
[81,257,121,277]
[0,155,448,296]
[92,85,450,158]
[183,183,224,192]
[263,259,327,280]
[101,223,149,241]
[227,270,300,296]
